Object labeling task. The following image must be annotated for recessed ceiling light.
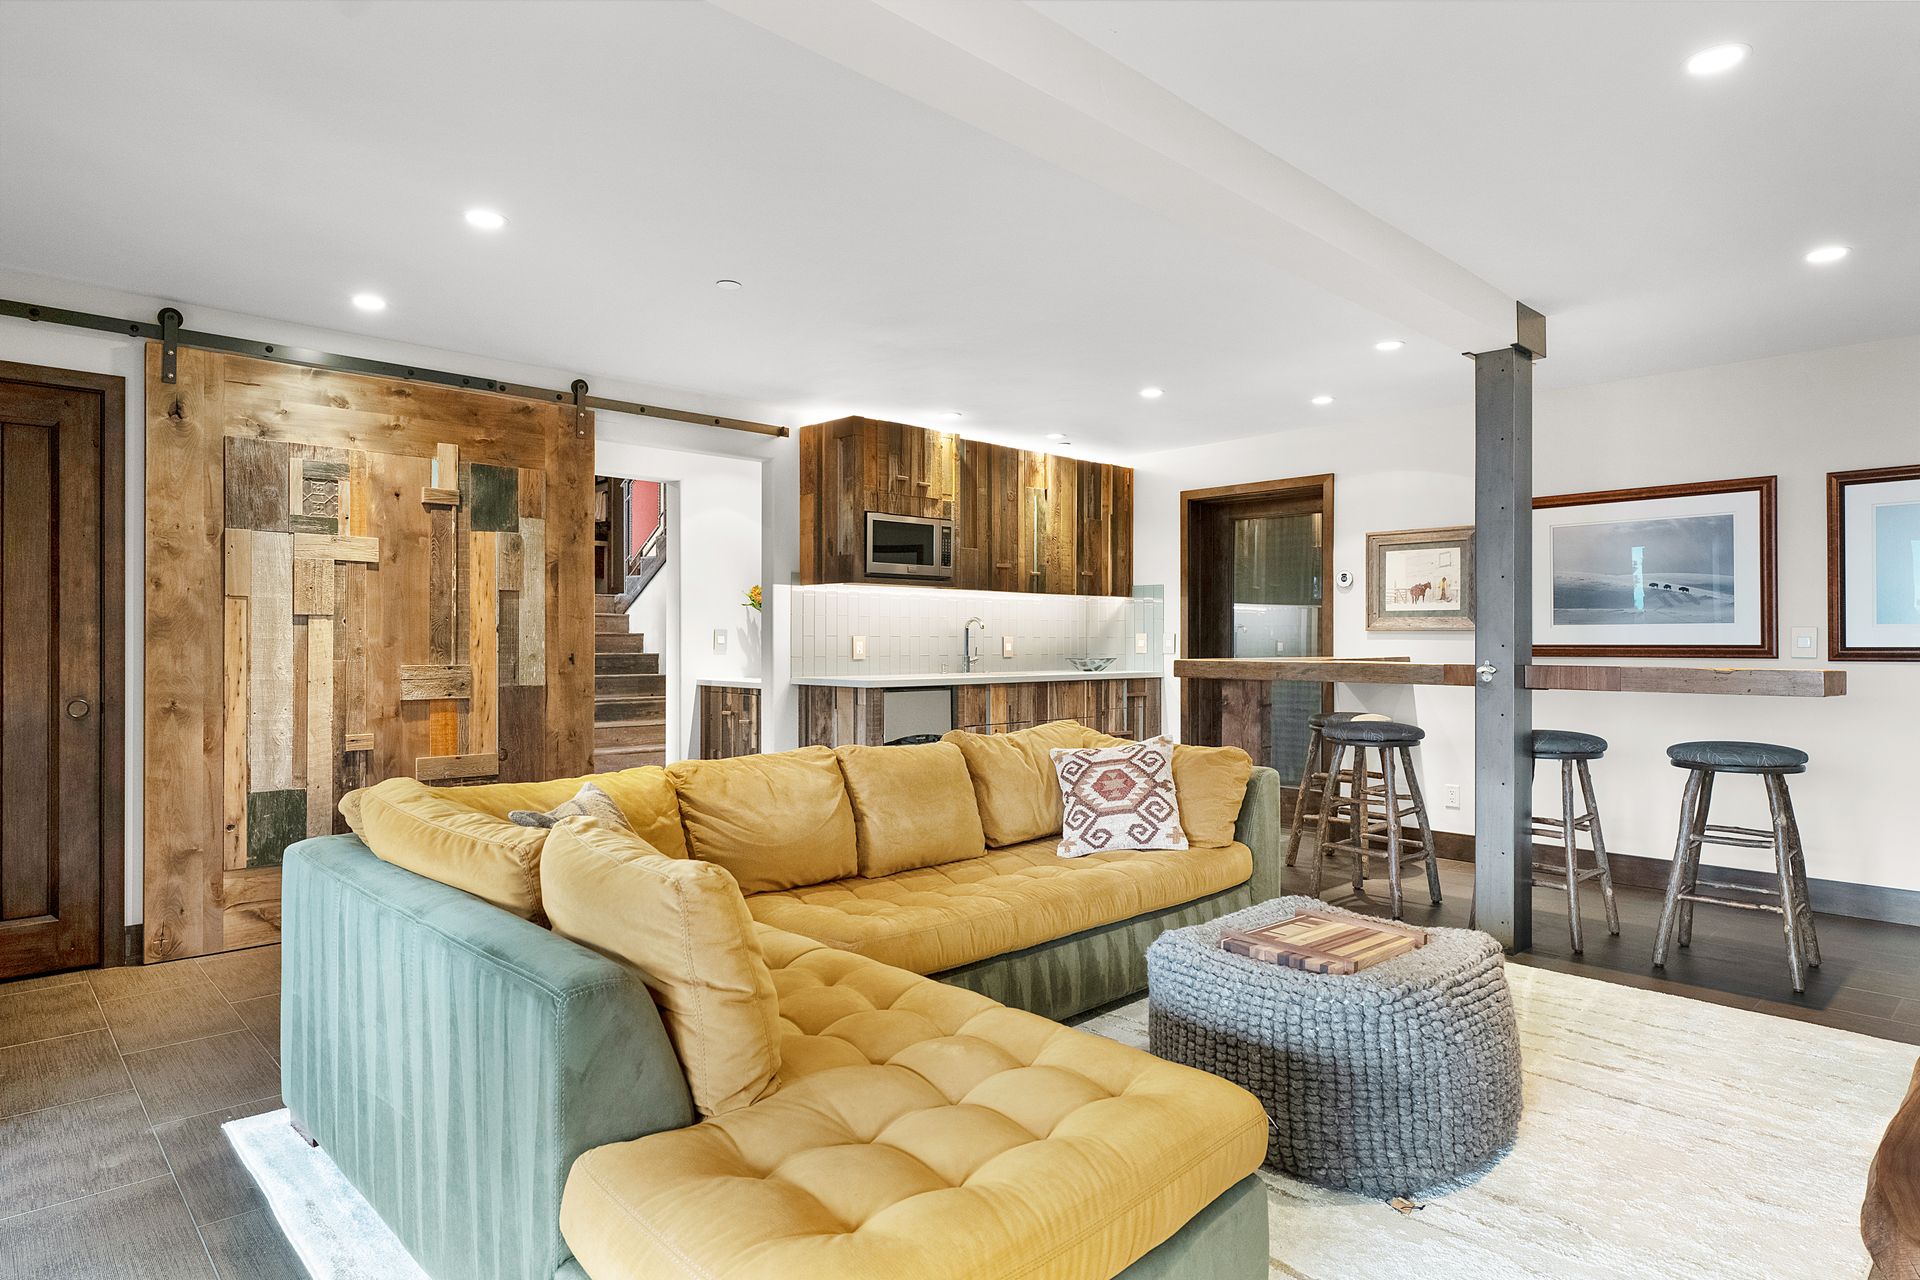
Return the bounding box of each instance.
[464,208,506,231]
[1310,395,1334,407]
[1045,432,1068,440]
[1138,387,1163,400]
[1685,43,1749,76]
[351,293,387,312]
[1804,244,1850,265]
[714,279,743,290]
[1374,339,1405,352]
[934,412,963,421]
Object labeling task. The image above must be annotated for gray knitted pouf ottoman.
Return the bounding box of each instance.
[1147,896,1521,1196]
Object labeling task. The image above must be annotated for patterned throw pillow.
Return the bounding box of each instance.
[1050,740,1188,858]
[508,782,632,831]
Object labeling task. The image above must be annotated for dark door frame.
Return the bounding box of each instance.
[0,359,126,969]
[1177,473,1335,758]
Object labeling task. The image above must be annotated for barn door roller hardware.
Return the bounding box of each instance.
[0,295,789,438]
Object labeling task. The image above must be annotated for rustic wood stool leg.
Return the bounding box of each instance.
[1401,745,1442,906]
[1764,774,1809,994]
[1577,758,1620,936]
[1307,743,1347,898]
[1561,759,1584,954]
[1677,770,1714,949]
[1286,727,1324,868]
[1653,768,1706,969]
[1777,780,1821,968]
[1381,747,1405,920]
[1351,746,1371,892]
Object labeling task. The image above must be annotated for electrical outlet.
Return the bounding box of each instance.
[1164,632,1177,655]
[1444,783,1462,810]
[1001,636,1015,658]
[1135,632,1149,654]
[712,628,727,653]
[850,635,867,661]
[1275,640,1286,655]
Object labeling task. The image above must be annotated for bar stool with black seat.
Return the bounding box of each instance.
[1284,710,1366,867]
[1653,740,1821,993]
[1306,717,1441,920]
[1530,729,1620,954]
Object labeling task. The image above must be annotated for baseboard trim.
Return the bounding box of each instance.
[120,924,143,965]
[1274,794,1916,927]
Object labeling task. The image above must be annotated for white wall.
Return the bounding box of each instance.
[593,439,763,762]
[0,267,795,927]
[1135,334,1920,896]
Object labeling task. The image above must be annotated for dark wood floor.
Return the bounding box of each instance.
[2,864,1915,1279]
[1311,856,1920,1046]
[0,945,302,1279]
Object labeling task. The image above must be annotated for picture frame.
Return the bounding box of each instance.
[1827,463,1920,662]
[1366,525,1474,631]
[1532,476,1777,658]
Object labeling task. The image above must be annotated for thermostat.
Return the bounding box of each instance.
[1335,570,1355,591]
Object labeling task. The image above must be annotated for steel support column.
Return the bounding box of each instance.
[1472,345,1534,951]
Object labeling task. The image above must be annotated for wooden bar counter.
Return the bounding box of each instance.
[1174,657,1847,698]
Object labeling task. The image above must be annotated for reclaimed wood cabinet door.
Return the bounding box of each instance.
[0,365,121,978]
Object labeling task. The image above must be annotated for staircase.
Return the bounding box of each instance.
[593,593,666,770]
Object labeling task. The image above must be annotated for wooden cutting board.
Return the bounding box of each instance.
[1218,910,1428,974]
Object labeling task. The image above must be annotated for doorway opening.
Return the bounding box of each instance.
[1179,474,1334,803]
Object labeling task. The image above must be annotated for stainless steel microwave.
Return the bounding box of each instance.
[865,511,954,579]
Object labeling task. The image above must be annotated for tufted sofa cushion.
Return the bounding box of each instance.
[742,838,1253,976]
[558,926,1270,1280]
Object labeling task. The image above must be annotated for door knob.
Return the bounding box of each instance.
[66,697,91,720]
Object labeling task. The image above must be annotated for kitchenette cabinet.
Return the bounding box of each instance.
[800,416,1132,596]
[798,675,1162,748]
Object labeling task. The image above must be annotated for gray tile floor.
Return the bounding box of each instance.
[0,945,303,1280]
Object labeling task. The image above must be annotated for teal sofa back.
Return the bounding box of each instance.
[281,836,695,1280]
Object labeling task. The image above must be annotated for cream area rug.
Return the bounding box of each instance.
[1079,963,1913,1280]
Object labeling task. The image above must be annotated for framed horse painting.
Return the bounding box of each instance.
[1366,525,1474,631]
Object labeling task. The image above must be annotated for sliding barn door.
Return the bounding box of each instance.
[0,363,122,979]
[144,345,593,961]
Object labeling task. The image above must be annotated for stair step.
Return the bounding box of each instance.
[594,614,630,634]
[593,593,621,608]
[595,698,664,724]
[594,746,666,771]
[594,651,660,675]
[594,631,649,652]
[594,673,666,698]
[595,719,666,749]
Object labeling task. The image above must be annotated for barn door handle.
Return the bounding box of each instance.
[66,697,91,720]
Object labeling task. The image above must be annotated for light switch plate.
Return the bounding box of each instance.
[1165,632,1177,655]
[1790,625,1819,659]
[712,628,727,653]
[1135,632,1149,654]
[851,635,868,661]
[1001,636,1015,658]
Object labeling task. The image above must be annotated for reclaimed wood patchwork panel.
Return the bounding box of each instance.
[144,345,594,960]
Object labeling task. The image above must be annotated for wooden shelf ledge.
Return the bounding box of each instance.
[1174,657,1847,698]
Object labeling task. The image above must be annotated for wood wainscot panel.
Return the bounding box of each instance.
[143,345,594,958]
[698,685,762,759]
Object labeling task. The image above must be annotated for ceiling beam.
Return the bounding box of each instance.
[709,0,1521,351]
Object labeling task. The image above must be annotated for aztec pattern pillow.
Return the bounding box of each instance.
[1050,739,1188,858]
[508,781,632,831]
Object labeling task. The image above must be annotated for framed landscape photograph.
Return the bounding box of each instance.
[1366,526,1474,631]
[1828,463,1920,661]
[1532,476,1777,658]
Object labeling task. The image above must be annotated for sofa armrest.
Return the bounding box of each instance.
[1234,766,1283,903]
[282,835,695,1280]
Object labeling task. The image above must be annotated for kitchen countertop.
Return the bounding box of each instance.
[791,668,1160,689]
[694,677,762,688]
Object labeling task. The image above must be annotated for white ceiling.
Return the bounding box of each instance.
[1,0,1914,458]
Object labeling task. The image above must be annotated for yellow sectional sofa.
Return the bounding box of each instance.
[288,722,1282,1278]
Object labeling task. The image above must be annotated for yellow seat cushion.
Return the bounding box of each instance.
[743,838,1253,975]
[343,777,549,918]
[835,742,985,877]
[1084,733,1254,850]
[438,766,687,860]
[669,747,860,894]
[541,817,781,1117]
[559,926,1269,1280]
[943,720,1089,847]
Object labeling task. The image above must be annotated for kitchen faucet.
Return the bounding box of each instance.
[962,617,986,672]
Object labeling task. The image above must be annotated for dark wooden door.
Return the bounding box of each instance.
[0,363,122,979]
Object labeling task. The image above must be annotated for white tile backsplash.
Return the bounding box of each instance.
[791,586,1166,679]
